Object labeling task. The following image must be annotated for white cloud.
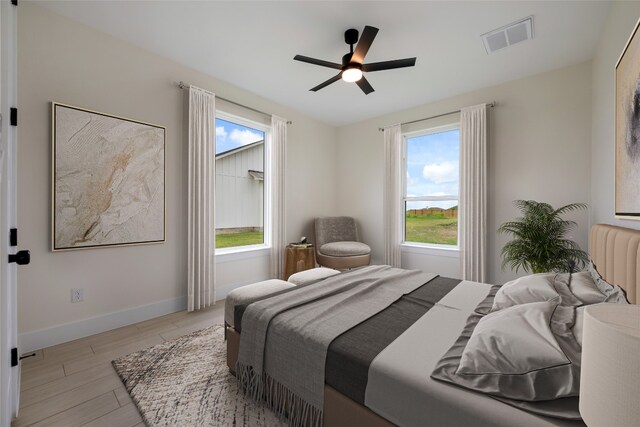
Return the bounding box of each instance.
[406,171,421,188]
[216,126,227,141]
[422,161,458,184]
[229,128,263,146]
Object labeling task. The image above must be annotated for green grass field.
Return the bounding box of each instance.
[215,215,455,248]
[216,231,264,249]
[405,214,458,245]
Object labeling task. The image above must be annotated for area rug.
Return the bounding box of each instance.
[112,325,285,427]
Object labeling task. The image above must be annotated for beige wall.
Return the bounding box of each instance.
[17,1,624,349]
[591,2,640,231]
[17,3,337,342]
[336,62,593,286]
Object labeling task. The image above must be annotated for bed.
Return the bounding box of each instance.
[226,224,640,427]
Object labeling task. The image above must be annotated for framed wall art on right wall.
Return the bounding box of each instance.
[616,17,640,220]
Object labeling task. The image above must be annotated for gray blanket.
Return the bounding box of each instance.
[237,265,436,427]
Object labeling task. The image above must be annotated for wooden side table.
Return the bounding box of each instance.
[284,245,316,280]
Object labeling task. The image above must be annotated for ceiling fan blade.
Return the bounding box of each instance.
[310,73,343,92]
[294,55,342,70]
[351,25,379,64]
[362,57,416,72]
[356,76,375,95]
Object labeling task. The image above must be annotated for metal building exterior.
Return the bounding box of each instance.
[215,140,264,232]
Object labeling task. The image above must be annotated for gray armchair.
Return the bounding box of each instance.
[314,216,371,270]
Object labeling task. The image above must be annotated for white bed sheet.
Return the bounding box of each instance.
[364,280,585,427]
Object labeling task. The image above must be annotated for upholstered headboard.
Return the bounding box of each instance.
[590,224,640,304]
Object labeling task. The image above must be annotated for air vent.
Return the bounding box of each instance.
[482,16,534,54]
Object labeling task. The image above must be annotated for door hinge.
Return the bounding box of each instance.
[10,348,18,367]
[10,108,17,126]
[10,228,17,247]
[11,0,18,6]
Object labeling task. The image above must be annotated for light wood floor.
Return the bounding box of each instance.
[12,301,225,427]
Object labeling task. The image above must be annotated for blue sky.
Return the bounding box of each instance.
[406,129,459,210]
[215,118,264,155]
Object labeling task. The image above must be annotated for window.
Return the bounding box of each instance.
[215,113,269,250]
[403,124,460,247]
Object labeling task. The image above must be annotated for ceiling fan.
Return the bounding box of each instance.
[294,25,417,95]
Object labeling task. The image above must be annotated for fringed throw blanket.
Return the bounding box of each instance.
[237,265,436,427]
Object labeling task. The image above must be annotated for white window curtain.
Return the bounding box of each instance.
[270,116,287,279]
[383,124,403,268]
[187,86,216,311]
[459,104,488,282]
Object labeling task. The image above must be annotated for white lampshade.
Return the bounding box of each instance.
[342,67,363,83]
[580,304,640,427]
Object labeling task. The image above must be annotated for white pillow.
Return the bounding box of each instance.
[569,271,607,305]
[459,301,569,376]
[492,274,558,312]
[586,262,629,304]
[437,300,583,402]
[491,273,580,312]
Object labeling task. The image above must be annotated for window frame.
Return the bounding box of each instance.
[214,110,271,255]
[401,122,461,251]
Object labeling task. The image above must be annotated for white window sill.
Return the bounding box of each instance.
[401,243,460,258]
[215,245,270,263]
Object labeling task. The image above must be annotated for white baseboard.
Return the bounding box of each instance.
[19,296,188,353]
[19,277,267,354]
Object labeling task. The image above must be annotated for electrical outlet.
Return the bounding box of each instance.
[71,288,84,303]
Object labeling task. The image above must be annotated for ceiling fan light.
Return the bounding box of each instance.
[342,67,363,83]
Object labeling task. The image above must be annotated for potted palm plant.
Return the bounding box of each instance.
[498,200,589,274]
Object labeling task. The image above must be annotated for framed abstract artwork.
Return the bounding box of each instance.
[616,18,640,220]
[52,103,166,251]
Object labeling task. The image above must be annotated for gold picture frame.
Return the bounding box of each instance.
[615,17,640,220]
[52,102,166,251]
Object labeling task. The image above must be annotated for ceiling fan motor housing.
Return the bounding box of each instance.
[342,53,361,68]
[345,28,359,46]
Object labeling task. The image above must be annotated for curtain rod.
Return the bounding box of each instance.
[377,102,496,131]
[177,81,292,125]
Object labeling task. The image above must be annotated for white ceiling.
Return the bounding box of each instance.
[35,1,612,126]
